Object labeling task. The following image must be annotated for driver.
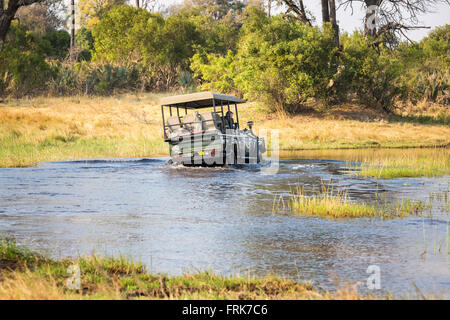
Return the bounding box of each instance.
[225,111,234,129]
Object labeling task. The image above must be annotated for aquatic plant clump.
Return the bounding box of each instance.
[275,185,426,219]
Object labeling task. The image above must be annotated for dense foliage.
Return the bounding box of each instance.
[191,8,449,112]
[0,3,448,112]
[192,7,340,112]
[395,25,450,106]
[0,23,53,96]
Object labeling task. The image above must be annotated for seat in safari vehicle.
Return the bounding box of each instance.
[166,116,189,139]
[182,112,203,134]
[200,112,222,132]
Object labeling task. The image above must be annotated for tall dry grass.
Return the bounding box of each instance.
[0,94,169,167]
[0,95,449,167]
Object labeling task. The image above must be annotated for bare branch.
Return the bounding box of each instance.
[375,21,430,37]
[280,0,312,25]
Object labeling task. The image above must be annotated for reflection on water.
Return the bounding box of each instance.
[0,149,449,297]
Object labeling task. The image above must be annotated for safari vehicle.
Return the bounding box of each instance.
[160,92,265,166]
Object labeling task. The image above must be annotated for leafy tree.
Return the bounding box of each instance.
[15,2,66,37]
[175,7,240,55]
[92,5,202,88]
[337,32,402,111]
[395,25,449,104]
[41,29,70,59]
[159,13,202,68]
[191,50,238,92]
[169,0,245,54]
[75,27,95,60]
[0,22,52,96]
[180,0,246,20]
[78,0,127,28]
[191,6,339,112]
[421,24,450,63]
[92,5,163,64]
[0,0,48,51]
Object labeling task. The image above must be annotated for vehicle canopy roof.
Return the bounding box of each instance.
[160,92,246,109]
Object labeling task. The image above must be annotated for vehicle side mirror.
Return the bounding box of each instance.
[247,121,254,130]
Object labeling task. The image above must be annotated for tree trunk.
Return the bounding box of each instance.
[321,0,329,23]
[0,10,17,51]
[69,0,75,61]
[328,0,339,47]
[136,0,140,8]
[267,0,272,18]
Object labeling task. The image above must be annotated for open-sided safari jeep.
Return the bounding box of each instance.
[160,92,266,166]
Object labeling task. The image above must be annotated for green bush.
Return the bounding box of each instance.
[0,23,52,97]
[75,28,95,61]
[0,3,447,108]
[191,50,238,93]
[92,5,202,90]
[337,32,402,111]
[41,29,70,60]
[191,7,339,112]
[396,25,449,105]
[48,62,148,96]
[192,7,449,113]
[237,9,339,112]
[182,7,241,55]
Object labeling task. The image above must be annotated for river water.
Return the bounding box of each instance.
[0,150,449,297]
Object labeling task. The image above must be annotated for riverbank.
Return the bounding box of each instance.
[0,238,392,300]
[0,93,449,168]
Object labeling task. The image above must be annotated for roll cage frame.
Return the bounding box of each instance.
[161,92,245,141]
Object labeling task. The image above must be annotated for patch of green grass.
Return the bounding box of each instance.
[390,111,450,126]
[0,238,45,266]
[275,185,426,219]
[359,166,449,179]
[354,148,450,179]
[1,239,441,299]
[0,238,347,300]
